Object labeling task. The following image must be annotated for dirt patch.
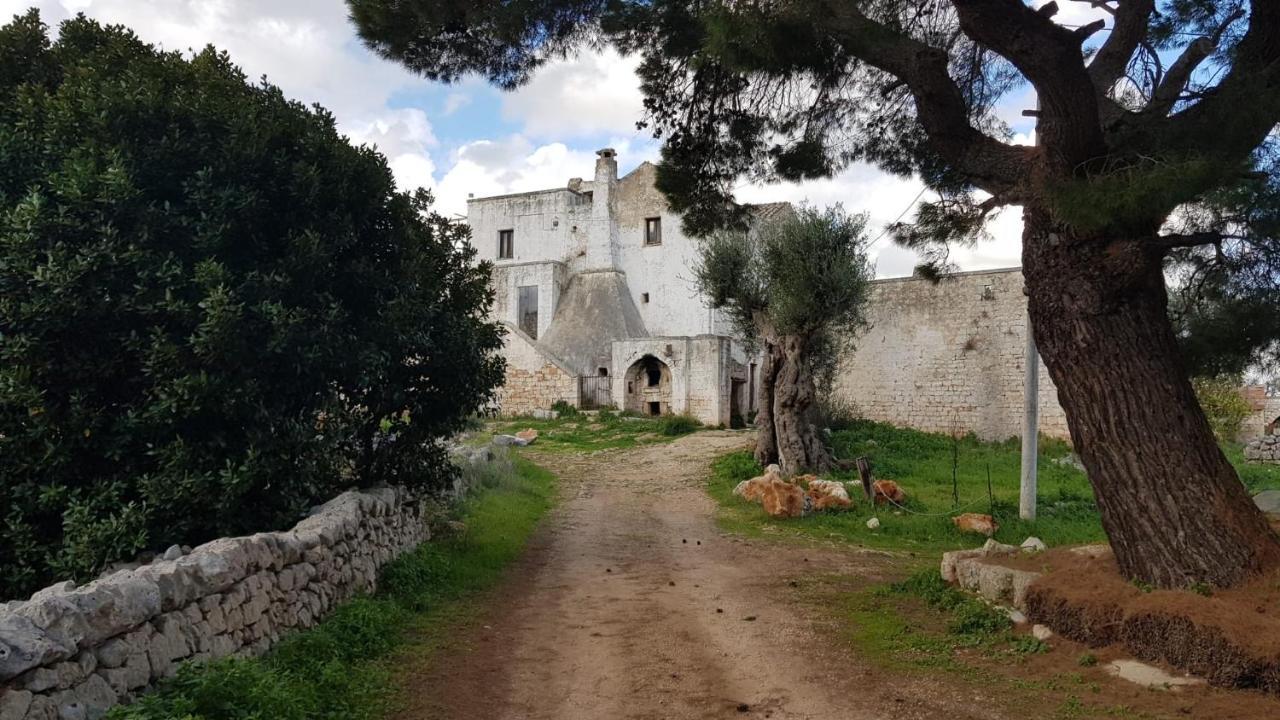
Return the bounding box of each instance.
[1022,547,1280,694]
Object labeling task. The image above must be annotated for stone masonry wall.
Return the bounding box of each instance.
[834,268,1070,441]
[1246,435,1280,464]
[0,486,430,720]
[495,322,578,416]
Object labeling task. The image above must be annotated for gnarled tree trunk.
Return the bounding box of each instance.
[772,334,834,476]
[753,341,781,467]
[1023,207,1280,588]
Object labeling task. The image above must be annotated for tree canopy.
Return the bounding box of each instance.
[350,0,1280,588]
[0,11,505,597]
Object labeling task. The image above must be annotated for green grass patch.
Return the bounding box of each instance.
[710,419,1272,554]
[1225,441,1280,493]
[491,411,710,453]
[110,457,557,720]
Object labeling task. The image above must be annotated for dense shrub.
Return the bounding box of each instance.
[657,414,702,436]
[1192,376,1252,442]
[0,12,504,597]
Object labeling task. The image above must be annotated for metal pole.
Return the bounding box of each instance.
[1020,309,1039,521]
[1020,96,1041,523]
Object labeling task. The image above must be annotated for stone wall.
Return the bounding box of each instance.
[494,322,578,416]
[0,486,430,720]
[833,268,1070,441]
[1246,436,1280,464]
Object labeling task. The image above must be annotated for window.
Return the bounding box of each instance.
[644,217,662,246]
[647,367,662,387]
[598,367,609,377]
[517,285,538,339]
[641,292,650,303]
[498,229,514,259]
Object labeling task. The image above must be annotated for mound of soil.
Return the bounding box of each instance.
[1021,548,1280,693]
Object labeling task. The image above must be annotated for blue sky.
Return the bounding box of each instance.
[1,0,1109,277]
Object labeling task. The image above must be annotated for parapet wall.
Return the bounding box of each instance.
[834,268,1070,441]
[0,486,430,720]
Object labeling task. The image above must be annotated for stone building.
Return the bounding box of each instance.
[468,149,762,425]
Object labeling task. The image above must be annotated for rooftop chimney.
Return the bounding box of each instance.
[586,148,620,270]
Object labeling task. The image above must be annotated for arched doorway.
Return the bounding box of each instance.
[624,355,672,416]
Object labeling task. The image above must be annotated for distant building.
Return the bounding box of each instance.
[467,149,765,425]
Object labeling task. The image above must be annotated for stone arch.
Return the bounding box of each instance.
[624,355,672,416]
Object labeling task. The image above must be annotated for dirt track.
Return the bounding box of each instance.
[393,431,1016,720]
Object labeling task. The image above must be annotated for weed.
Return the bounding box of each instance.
[658,414,702,436]
[1077,652,1098,667]
[1010,636,1049,655]
[550,400,578,417]
[1189,581,1214,597]
[1131,578,1154,593]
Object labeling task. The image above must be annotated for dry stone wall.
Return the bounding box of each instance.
[1246,436,1280,464]
[0,486,430,720]
[834,268,1070,441]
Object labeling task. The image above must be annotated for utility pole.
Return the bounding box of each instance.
[1019,98,1040,522]
[1020,310,1039,521]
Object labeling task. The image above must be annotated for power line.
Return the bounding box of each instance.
[870,185,929,244]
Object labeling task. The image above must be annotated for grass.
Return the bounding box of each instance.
[109,456,556,720]
[709,419,1274,554]
[490,410,706,453]
[1225,440,1280,493]
[842,570,1151,720]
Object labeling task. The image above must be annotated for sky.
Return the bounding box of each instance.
[1,0,1104,278]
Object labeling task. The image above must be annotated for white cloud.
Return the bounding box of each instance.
[502,49,647,139]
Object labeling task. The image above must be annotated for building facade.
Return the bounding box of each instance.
[469,149,757,425]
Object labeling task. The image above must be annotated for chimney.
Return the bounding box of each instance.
[586,148,620,270]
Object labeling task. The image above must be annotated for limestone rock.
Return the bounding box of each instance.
[1020,536,1047,553]
[805,479,852,511]
[162,545,184,562]
[871,479,905,506]
[1031,624,1053,641]
[492,434,531,447]
[0,612,73,682]
[0,689,33,720]
[866,517,881,530]
[761,480,806,518]
[1253,490,1280,515]
[514,428,538,444]
[952,513,999,537]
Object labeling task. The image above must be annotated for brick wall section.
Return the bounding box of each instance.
[495,323,578,416]
[833,268,1070,441]
[0,487,429,720]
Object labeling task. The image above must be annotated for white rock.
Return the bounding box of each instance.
[1031,624,1053,641]
[1006,609,1027,624]
[866,517,881,530]
[1020,536,1047,553]
[765,464,781,475]
[162,545,184,561]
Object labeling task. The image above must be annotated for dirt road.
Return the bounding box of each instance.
[395,431,979,720]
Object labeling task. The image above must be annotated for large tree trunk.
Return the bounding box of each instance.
[1023,207,1280,588]
[753,341,781,466]
[772,334,834,476]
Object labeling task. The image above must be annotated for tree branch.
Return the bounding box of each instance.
[950,0,1106,169]
[1144,9,1245,118]
[1086,0,1155,90]
[1151,232,1229,250]
[819,2,1029,194]
[1152,4,1280,163]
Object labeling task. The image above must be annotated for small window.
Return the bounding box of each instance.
[641,292,650,304]
[517,285,539,339]
[498,229,514,259]
[644,217,662,246]
[598,367,609,377]
[647,367,662,387]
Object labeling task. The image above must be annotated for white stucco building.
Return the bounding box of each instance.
[468,148,765,425]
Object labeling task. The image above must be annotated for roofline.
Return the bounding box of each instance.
[871,266,1023,285]
[467,187,583,204]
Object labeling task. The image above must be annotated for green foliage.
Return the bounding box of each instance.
[0,12,504,598]
[657,413,702,436]
[1077,653,1098,668]
[550,400,579,417]
[694,205,873,344]
[110,457,556,720]
[1191,376,1252,441]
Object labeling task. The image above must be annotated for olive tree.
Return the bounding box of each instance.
[695,206,872,475]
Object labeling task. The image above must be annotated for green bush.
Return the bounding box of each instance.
[0,12,505,598]
[658,414,702,436]
[1192,376,1252,441]
[550,400,579,417]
